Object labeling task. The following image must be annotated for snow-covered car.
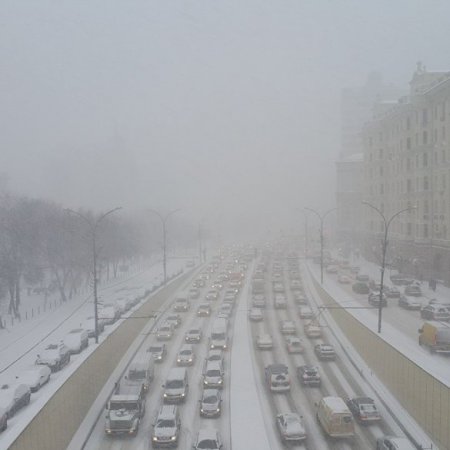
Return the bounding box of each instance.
[199,388,222,418]
[193,428,223,450]
[173,297,190,312]
[84,316,106,338]
[265,364,290,392]
[314,344,336,360]
[205,349,224,366]
[189,288,200,300]
[376,435,416,450]
[0,383,31,418]
[156,322,174,341]
[249,308,263,322]
[276,412,306,443]
[36,342,71,372]
[346,397,381,423]
[368,291,387,307]
[304,322,322,338]
[147,343,167,362]
[185,328,202,343]
[176,344,195,366]
[398,294,422,310]
[15,365,51,392]
[203,361,224,388]
[98,303,121,324]
[297,365,321,387]
[197,303,211,317]
[252,294,266,308]
[274,294,287,309]
[273,282,285,294]
[385,286,401,298]
[298,306,313,319]
[279,320,296,334]
[404,284,423,297]
[285,336,304,353]
[256,333,273,350]
[337,274,351,284]
[166,314,182,328]
[63,328,89,354]
[292,291,308,305]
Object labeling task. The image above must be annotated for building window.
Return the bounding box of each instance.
[423,153,428,167]
[407,179,412,192]
[424,176,429,190]
[424,224,429,238]
[424,199,429,214]
[406,137,411,149]
[422,108,428,126]
[406,116,411,130]
[379,148,383,159]
[423,130,428,144]
[380,184,384,194]
[407,222,412,235]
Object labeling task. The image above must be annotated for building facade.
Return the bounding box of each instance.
[362,64,450,282]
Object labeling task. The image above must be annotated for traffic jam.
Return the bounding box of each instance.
[84,245,416,449]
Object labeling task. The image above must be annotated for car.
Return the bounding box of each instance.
[369,280,382,291]
[185,328,202,343]
[256,334,273,350]
[297,365,321,387]
[346,397,381,423]
[376,435,416,449]
[193,428,223,450]
[0,383,31,418]
[298,306,313,319]
[203,361,224,388]
[273,282,285,294]
[290,279,302,291]
[274,294,287,309]
[420,304,450,321]
[279,320,296,334]
[84,316,106,338]
[15,365,51,392]
[252,294,266,308]
[404,284,423,296]
[326,265,338,274]
[276,412,306,443]
[36,342,71,372]
[285,336,304,353]
[265,364,290,392]
[157,322,175,341]
[189,288,200,300]
[368,291,387,307]
[292,291,308,305]
[314,343,336,360]
[205,290,219,301]
[304,322,322,338]
[224,289,237,302]
[211,281,223,291]
[193,279,205,288]
[63,328,89,354]
[173,297,190,312]
[147,343,167,362]
[205,349,224,365]
[176,344,195,366]
[166,314,182,328]
[249,308,263,322]
[385,286,401,298]
[98,303,120,325]
[152,404,181,447]
[355,274,370,282]
[199,389,222,418]
[350,265,360,274]
[197,303,211,317]
[398,294,422,310]
[337,274,351,284]
[352,282,370,295]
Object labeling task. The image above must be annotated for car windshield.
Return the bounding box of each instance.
[211,333,225,340]
[46,344,58,350]
[166,380,183,389]
[149,346,162,352]
[271,365,287,374]
[360,404,376,412]
[180,350,191,356]
[203,394,218,404]
[197,439,219,449]
[110,401,137,410]
[128,370,145,380]
[206,370,221,377]
[157,419,175,428]
[304,369,317,376]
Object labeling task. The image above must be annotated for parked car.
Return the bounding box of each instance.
[314,344,336,360]
[256,334,273,350]
[285,336,304,353]
[147,343,167,362]
[193,428,223,450]
[276,412,306,443]
[199,388,222,418]
[0,383,31,418]
[346,397,381,423]
[404,284,422,297]
[398,295,422,310]
[84,315,106,338]
[352,282,370,295]
[418,321,450,354]
[385,286,401,298]
[36,342,71,372]
[368,292,387,307]
[297,365,321,387]
[279,320,296,335]
[15,365,51,392]
[63,328,89,354]
[205,349,224,366]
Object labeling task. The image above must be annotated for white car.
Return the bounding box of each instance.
[0,383,31,418]
[15,366,51,392]
[36,342,71,372]
[185,328,202,343]
[176,344,195,366]
[256,333,273,350]
[249,308,263,322]
[286,336,304,353]
[280,320,296,334]
[299,306,313,319]
[63,328,89,354]
[274,294,287,309]
[276,413,306,443]
[193,428,223,450]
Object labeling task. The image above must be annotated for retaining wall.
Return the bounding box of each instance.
[8,274,189,450]
[311,276,450,450]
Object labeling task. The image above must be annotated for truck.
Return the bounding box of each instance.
[251,279,265,295]
[105,382,146,436]
[418,321,450,354]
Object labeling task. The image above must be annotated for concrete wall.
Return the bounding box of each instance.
[8,274,189,450]
[312,277,450,450]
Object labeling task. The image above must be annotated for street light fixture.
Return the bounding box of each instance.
[148,209,180,285]
[65,207,122,344]
[304,207,337,284]
[362,201,416,333]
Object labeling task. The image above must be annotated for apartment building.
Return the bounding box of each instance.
[362,63,450,282]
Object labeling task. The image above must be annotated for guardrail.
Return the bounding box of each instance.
[310,273,449,450]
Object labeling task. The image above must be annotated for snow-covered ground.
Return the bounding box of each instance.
[0,255,191,449]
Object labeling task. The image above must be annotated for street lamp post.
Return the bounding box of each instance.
[65,207,122,344]
[362,201,415,333]
[148,209,180,285]
[305,207,337,284]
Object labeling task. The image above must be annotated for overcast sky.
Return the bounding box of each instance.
[1,0,450,236]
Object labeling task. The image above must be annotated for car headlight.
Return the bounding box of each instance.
[105,429,111,434]
[200,408,205,413]
[181,393,185,397]
[152,437,158,441]
[218,380,223,384]
[177,359,181,362]
[163,393,168,397]
[216,408,220,412]
[171,436,176,441]
[204,380,208,384]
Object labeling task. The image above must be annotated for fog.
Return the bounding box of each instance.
[1,0,450,239]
